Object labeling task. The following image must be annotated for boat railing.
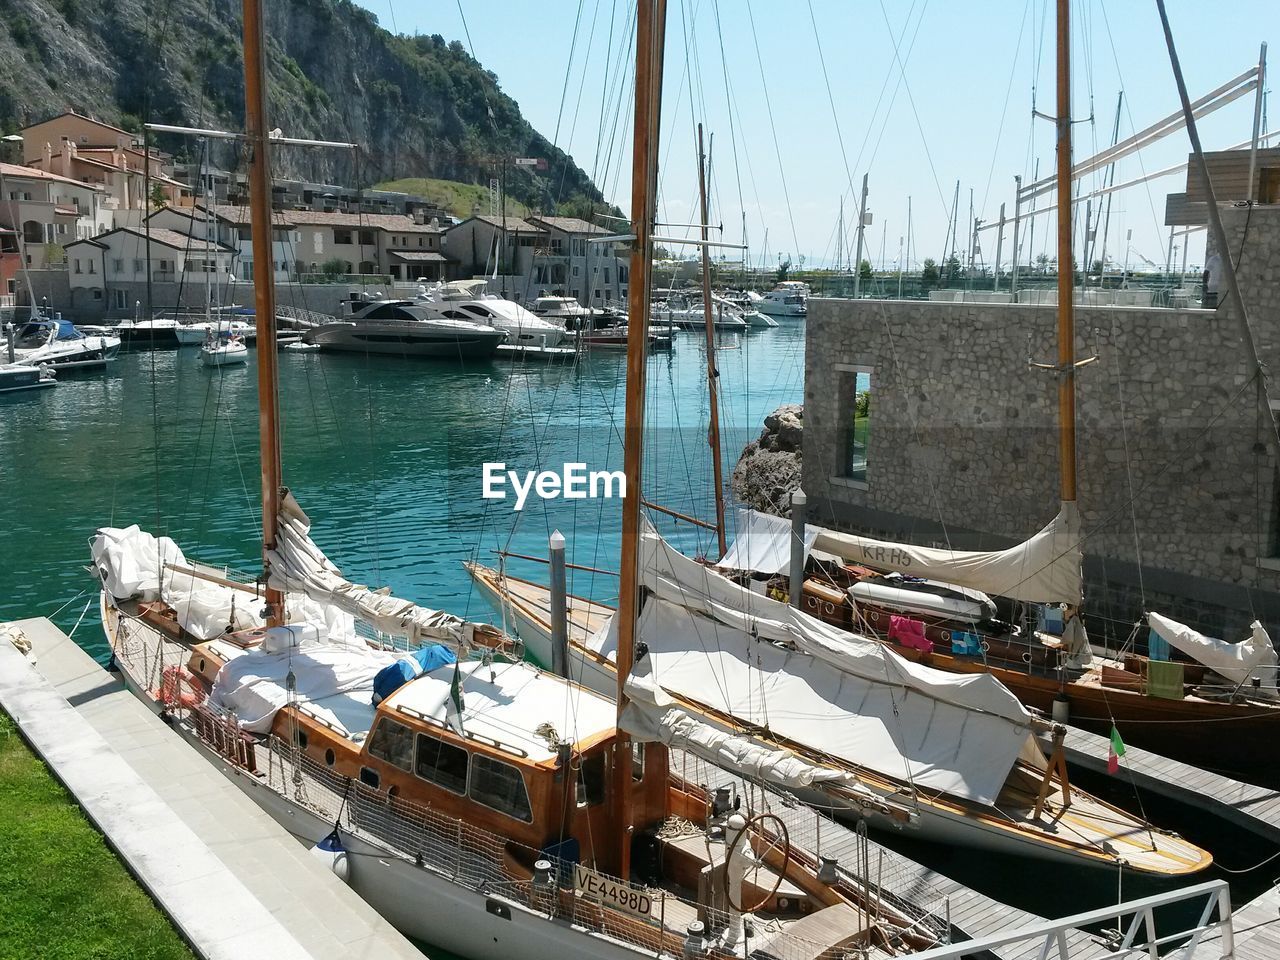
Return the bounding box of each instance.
[258,734,946,959]
[897,878,1234,960]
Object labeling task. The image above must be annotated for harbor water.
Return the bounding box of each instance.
[0,325,805,661]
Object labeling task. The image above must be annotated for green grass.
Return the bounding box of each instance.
[0,710,196,960]
[374,177,530,220]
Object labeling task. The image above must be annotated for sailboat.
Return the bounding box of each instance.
[468,0,1212,879]
[92,2,945,957]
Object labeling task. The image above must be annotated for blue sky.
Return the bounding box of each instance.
[356,1,1272,271]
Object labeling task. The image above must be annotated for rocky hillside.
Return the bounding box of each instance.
[0,0,612,214]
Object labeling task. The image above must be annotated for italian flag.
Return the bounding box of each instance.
[1107,725,1126,774]
[445,660,466,735]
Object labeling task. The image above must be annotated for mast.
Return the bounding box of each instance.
[1054,0,1078,505]
[697,123,727,558]
[613,0,666,878]
[242,0,286,626]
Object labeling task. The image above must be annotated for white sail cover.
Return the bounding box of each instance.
[1148,612,1279,695]
[810,502,1084,605]
[718,508,817,575]
[593,528,1041,805]
[619,658,884,802]
[267,492,476,646]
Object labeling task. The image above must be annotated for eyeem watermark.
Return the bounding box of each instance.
[482,462,626,511]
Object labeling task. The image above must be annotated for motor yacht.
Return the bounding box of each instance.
[757,281,808,317]
[8,316,120,372]
[303,293,506,359]
[419,281,567,347]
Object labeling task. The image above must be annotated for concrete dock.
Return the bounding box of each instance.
[0,617,424,960]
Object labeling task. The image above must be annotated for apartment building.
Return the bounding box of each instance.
[0,163,110,268]
[63,226,235,312]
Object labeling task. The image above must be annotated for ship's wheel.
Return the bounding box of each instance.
[722,813,791,914]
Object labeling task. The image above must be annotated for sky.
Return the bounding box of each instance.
[355,1,1273,272]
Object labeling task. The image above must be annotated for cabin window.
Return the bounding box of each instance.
[632,741,645,782]
[470,754,532,822]
[368,718,414,772]
[415,732,468,795]
[577,752,606,807]
[359,766,380,789]
[841,366,872,484]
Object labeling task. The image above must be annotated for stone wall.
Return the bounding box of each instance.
[802,207,1280,638]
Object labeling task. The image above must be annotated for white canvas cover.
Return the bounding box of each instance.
[1148,612,1279,695]
[91,525,187,602]
[810,502,1084,605]
[268,492,476,646]
[593,528,1041,805]
[210,642,394,734]
[718,508,817,575]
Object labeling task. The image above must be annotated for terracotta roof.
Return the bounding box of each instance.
[198,204,441,232]
[53,205,81,216]
[0,162,100,189]
[471,215,547,233]
[526,216,610,236]
[22,111,138,139]
[69,226,234,253]
[390,251,451,262]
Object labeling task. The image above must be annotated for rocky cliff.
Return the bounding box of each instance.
[0,0,611,213]
[731,404,803,517]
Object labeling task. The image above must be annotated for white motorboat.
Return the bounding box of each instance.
[654,294,750,331]
[303,293,507,359]
[200,335,249,367]
[9,316,121,372]
[175,318,257,345]
[419,280,567,347]
[529,295,624,331]
[0,361,56,394]
[112,316,184,346]
[757,281,808,317]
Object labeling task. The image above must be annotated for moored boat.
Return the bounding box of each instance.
[303,293,507,359]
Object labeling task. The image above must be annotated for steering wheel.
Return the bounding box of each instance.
[722,813,791,914]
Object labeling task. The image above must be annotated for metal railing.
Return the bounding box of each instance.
[900,879,1233,960]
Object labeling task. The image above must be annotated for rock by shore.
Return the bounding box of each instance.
[730,404,803,517]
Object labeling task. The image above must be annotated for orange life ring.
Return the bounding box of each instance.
[160,666,207,710]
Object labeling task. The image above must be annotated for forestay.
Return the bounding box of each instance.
[1148,612,1279,695]
[267,492,480,647]
[810,502,1085,605]
[595,528,1042,805]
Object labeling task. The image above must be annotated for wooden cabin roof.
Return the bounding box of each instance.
[383,659,617,763]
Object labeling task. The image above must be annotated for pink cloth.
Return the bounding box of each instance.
[889,615,933,653]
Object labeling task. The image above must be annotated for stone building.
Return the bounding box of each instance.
[803,203,1280,640]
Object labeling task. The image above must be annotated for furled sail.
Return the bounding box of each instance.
[591,526,1043,805]
[810,502,1084,605]
[268,492,478,647]
[1148,612,1279,696]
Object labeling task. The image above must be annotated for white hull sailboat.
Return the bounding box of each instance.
[200,337,249,367]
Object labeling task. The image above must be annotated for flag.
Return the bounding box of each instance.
[1107,724,1126,774]
[445,660,466,735]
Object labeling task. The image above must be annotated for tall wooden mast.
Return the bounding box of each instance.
[696,123,728,559]
[613,0,667,879]
[242,0,285,626]
[1054,0,1077,505]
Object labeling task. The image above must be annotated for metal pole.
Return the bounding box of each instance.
[549,530,568,678]
[696,124,727,559]
[853,173,868,298]
[1165,225,1175,277]
[1156,0,1280,463]
[1054,0,1078,504]
[243,0,286,626]
[1248,43,1267,203]
[994,202,1006,292]
[790,489,807,609]
[6,323,13,363]
[967,189,975,272]
[1011,176,1023,298]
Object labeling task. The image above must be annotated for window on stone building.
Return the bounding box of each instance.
[842,367,873,484]
[113,259,124,274]
[334,229,353,245]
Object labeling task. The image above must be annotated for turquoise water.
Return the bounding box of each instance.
[0,324,806,661]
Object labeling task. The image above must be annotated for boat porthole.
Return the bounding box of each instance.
[388,785,399,798]
[325,748,336,767]
[823,601,835,615]
[778,897,790,910]
[980,641,991,653]
[940,631,951,644]
[869,611,880,622]
[1022,651,1033,664]
[197,657,206,672]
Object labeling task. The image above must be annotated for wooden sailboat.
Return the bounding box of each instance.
[467,0,1212,879]
[93,2,945,957]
